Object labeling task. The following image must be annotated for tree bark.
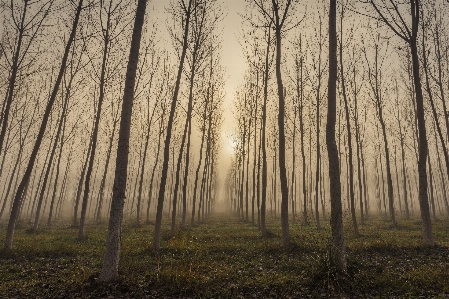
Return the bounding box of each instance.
[272,0,290,249]
[326,0,346,271]
[260,26,270,235]
[99,0,147,281]
[339,31,358,234]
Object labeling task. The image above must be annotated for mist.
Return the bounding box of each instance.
[1,0,449,297]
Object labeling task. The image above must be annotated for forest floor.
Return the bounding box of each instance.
[1,212,449,298]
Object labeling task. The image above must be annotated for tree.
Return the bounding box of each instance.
[153,0,194,251]
[4,0,84,250]
[78,0,129,240]
[99,0,147,282]
[326,0,346,271]
[362,28,396,227]
[0,0,53,161]
[170,0,219,235]
[260,26,272,235]
[368,0,434,245]
[251,0,299,249]
[339,6,358,234]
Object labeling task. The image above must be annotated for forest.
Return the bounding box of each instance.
[0,0,449,297]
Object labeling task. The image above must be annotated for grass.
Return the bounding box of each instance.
[1,213,449,298]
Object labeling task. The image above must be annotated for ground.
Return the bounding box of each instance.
[1,213,449,298]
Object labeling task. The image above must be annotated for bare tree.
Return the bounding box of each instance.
[0,0,53,160]
[260,26,272,235]
[326,0,346,272]
[153,0,195,251]
[78,0,129,240]
[368,0,434,245]
[362,28,396,227]
[251,0,299,249]
[99,0,147,282]
[339,7,358,234]
[4,0,84,250]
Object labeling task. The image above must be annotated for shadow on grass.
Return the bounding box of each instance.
[0,245,79,261]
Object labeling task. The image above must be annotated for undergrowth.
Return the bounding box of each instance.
[0,213,448,298]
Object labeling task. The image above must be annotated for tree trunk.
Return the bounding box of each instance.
[170,59,196,234]
[56,147,73,220]
[99,0,147,281]
[326,0,346,272]
[47,108,67,226]
[245,114,251,222]
[74,141,91,226]
[191,97,209,226]
[136,104,155,225]
[257,124,262,228]
[378,84,396,227]
[78,11,113,239]
[239,117,246,220]
[353,64,364,224]
[315,19,324,229]
[252,83,258,224]
[181,121,192,228]
[422,29,449,218]
[260,27,270,236]
[272,0,290,249]
[32,102,66,232]
[410,3,434,244]
[95,118,118,223]
[145,113,165,223]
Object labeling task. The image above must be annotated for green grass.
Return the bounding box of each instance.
[1,213,449,298]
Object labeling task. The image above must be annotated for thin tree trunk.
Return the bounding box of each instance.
[191,98,210,225]
[47,107,67,226]
[395,81,410,219]
[260,27,270,236]
[353,64,364,224]
[394,145,402,216]
[32,105,65,232]
[427,152,437,220]
[95,117,118,223]
[146,114,165,223]
[339,13,358,234]
[435,125,449,216]
[245,114,251,222]
[170,56,196,234]
[252,80,258,224]
[272,0,290,249]
[181,121,192,228]
[136,103,156,225]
